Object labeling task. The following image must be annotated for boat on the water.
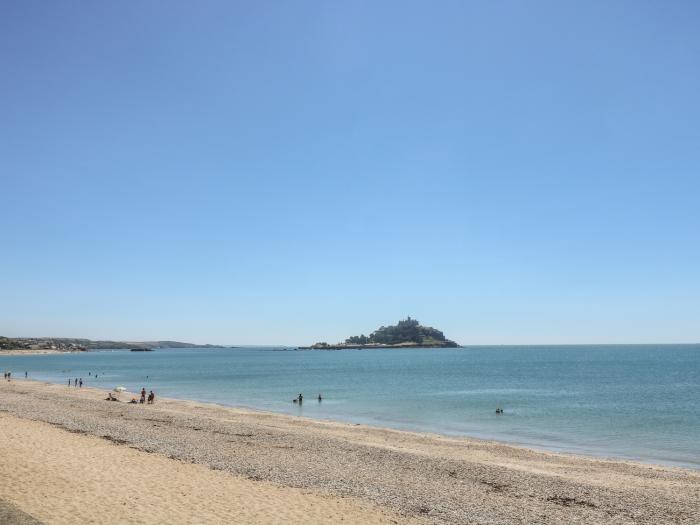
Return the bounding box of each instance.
[130,348,153,352]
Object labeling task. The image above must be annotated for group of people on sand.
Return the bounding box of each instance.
[292,393,322,404]
[68,377,84,387]
[107,387,156,404]
[130,387,155,405]
[3,371,11,380]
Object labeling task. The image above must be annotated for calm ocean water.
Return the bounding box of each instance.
[2,345,698,468]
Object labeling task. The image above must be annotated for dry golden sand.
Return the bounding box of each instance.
[0,413,414,525]
[1,379,699,524]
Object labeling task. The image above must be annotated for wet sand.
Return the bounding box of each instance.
[0,379,698,524]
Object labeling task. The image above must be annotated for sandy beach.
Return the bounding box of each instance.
[0,380,698,524]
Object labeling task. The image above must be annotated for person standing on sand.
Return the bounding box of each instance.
[79,378,83,388]
[25,371,27,378]
[147,391,155,404]
[140,388,146,404]
[68,378,71,387]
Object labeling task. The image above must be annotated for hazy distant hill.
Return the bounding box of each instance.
[75,339,223,349]
[0,336,226,351]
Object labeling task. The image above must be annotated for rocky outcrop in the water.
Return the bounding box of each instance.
[304,317,459,349]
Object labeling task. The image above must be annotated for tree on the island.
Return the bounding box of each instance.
[343,317,451,345]
[346,334,369,344]
[341,318,458,347]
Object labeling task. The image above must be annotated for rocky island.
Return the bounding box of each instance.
[302,317,459,349]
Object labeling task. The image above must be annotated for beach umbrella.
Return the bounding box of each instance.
[114,386,126,393]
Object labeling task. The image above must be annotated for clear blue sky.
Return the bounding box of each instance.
[2,1,698,345]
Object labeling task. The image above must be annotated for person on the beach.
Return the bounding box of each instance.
[79,378,83,388]
[140,388,146,404]
[297,393,303,404]
[147,391,155,404]
[318,394,322,402]
[74,378,78,387]
[25,371,27,378]
[68,378,71,387]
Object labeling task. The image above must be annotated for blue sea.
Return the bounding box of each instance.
[2,345,698,469]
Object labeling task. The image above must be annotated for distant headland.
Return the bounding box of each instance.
[301,317,460,349]
[0,336,230,353]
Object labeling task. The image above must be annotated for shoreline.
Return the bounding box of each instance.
[129,392,700,471]
[1,379,698,524]
[2,367,697,470]
[0,349,87,356]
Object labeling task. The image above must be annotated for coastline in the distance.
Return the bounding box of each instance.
[0,336,234,353]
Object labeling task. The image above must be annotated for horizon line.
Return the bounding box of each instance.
[2,335,699,348]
